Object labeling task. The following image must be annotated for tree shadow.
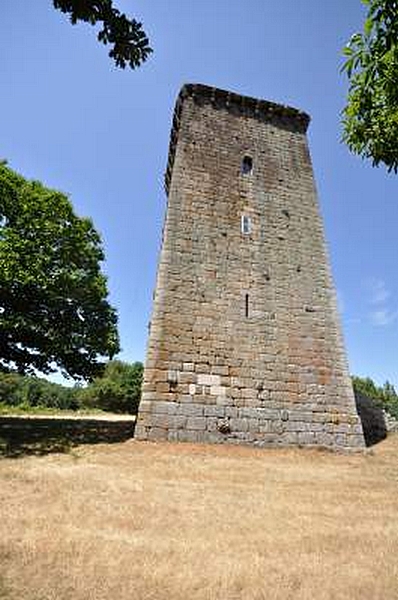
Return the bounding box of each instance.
[0,416,135,458]
[354,392,387,447]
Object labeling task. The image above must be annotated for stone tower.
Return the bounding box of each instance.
[135,83,365,450]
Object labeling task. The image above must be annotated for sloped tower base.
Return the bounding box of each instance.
[135,84,365,451]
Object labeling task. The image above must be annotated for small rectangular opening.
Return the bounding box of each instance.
[241,156,253,175]
[241,215,251,235]
[245,293,249,318]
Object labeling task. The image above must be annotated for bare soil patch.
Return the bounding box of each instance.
[1,436,398,599]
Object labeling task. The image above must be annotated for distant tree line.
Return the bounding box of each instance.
[0,360,143,415]
[352,375,398,418]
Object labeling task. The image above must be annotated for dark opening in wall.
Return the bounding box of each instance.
[245,294,249,318]
[241,155,253,175]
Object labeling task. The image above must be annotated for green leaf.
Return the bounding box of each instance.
[341,0,398,172]
[364,17,373,36]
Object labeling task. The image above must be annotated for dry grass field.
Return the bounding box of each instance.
[1,436,398,600]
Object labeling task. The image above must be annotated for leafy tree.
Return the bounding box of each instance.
[351,375,380,399]
[0,371,79,410]
[342,0,398,172]
[79,360,143,414]
[0,372,23,407]
[53,0,152,69]
[0,163,119,380]
[352,375,398,418]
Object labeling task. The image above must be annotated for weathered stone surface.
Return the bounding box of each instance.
[135,83,365,451]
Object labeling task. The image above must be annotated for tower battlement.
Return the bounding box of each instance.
[165,83,310,195]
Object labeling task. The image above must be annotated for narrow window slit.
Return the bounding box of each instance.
[245,294,249,318]
[241,215,252,234]
[241,155,253,175]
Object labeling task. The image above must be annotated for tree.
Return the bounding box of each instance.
[53,0,152,69]
[0,371,79,410]
[79,360,143,414]
[351,375,380,398]
[342,0,398,172]
[0,163,120,380]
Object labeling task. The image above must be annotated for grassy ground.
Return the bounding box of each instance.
[1,436,398,600]
[0,403,109,416]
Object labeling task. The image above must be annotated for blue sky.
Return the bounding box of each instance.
[1,0,397,386]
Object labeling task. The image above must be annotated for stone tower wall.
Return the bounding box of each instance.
[135,84,365,450]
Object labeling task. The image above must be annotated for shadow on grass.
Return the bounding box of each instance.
[0,416,135,459]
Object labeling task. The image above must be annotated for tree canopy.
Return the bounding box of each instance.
[79,360,144,413]
[53,0,152,69]
[0,163,119,380]
[352,375,398,417]
[342,0,398,172]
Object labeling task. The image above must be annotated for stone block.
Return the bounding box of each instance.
[248,419,259,432]
[195,363,210,374]
[172,415,187,429]
[225,406,238,418]
[216,395,230,406]
[156,382,170,393]
[210,385,226,396]
[137,401,152,413]
[315,432,334,446]
[197,374,221,386]
[280,432,298,445]
[153,401,178,415]
[148,427,168,441]
[230,418,248,432]
[187,417,207,430]
[178,430,201,443]
[206,417,218,431]
[178,372,196,384]
[211,365,229,376]
[134,425,147,440]
[203,431,222,444]
[298,432,316,445]
[168,430,179,442]
[178,404,203,417]
[204,405,225,417]
[150,414,170,429]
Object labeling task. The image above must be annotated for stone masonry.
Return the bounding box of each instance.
[135,83,365,450]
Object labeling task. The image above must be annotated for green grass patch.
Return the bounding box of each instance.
[0,402,107,417]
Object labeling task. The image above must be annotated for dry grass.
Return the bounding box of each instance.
[1,437,398,600]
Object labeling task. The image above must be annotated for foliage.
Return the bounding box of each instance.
[0,371,79,410]
[342,0,398,172]
[53,0,152,69]
[352,375,398,418]
[0,361,143,414]
[0,163,119,380]
[79,360,143,414]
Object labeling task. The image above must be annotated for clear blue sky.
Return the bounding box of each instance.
[1,0,397,387]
